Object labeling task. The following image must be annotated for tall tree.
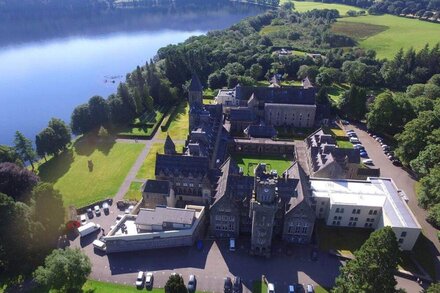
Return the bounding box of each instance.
[88,95,109,128]
[333,227,399,293]
[48,118,71,151]
[417,166,440,209]
[165,274,188,293]
[71,104,93,135]
[36,127,57,160]
[0,162,39,200]
[14,131,36,169]
[339,85,367,120]
[0,145,20,165]
[33,248,91,293]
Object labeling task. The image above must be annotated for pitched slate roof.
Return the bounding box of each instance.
[236,86,316,105]
[155,154,209,178]
[164,135,176,155]
[229,107,256,122]
[244,124,277,138]
[143,179,171,195]
[189,74,203,92]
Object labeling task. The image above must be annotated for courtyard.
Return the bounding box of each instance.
[232,154,294,176]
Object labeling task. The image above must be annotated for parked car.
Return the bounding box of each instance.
[360,151,368,158]
[372,135,377,139]
[353,144,364,149]
[145,272,154,288]
[375,137,383,142]
[116,200,126,209]
[306,284,314,293]
[388,155,395,160]
[392,159,402,166]
[102,202,110,215]
[347,133,357,138]
[87,208,93,219]
[80,214,87,225]
[224,277,232,293]
[94,205,101,216]
[77,222,101,237]
[135,271,145,288]
[229,238,236,251]
[362,159,373,165]
[341,120,349,125]
[232,276,242,293]
[116,214,123,222]
[349,137,360,143]
[187,275,197,292]
[346,129,355,133]
[385,151,395,156]
[288,285,295,293]
[92,239,106,252]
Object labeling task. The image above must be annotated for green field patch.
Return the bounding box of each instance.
[37,137,144,208]
[203,98,215,105]
[336,140,353,149]
[158,102,189,140]
[233,154,294,176]
[83,280,207,293]
[327,83,349,104]
[340,14,440,59]
[252,280,268,293]
[331,21,388,40]
[123,181,144,201]
[290,0,362,16]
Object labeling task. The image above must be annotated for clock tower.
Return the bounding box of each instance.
[249,163,279,257]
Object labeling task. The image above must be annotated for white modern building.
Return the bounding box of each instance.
[309,177,421,251]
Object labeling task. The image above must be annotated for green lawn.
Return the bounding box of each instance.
[158,102,189,140]
[327,83,349,105]
[336,14,440,59]
[203,98,215,105]
[233,154,294,176]
[136,143,184,180]
[37,137,144,208]
[317,221,372,257]
[83,280,165,293]
[336,140,353,149]
[118,107,167,137]
[291,0,362,16]
[124,181,144,201]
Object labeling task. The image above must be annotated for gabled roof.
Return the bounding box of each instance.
[189,74,203,92]
[244,124,277,138]
[230,107,256,122]
[143,179,171,194]
[155,154,209,178]
[164,135,176,155]
[235,86,316,105]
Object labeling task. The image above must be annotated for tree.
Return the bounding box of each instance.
[0,193,41,278]
[339,85,367,120]
[34,248,91,293]
[427,282,440,293]
[48,118,71,152]
[417,166,440,209]
[424,83,440,99]
[71,104,93,135]
[0,162,39,200]
[250,64,263,80]
[165,274,188,293]
[0,145,20,164]
[406,83,425,98]
[428,74,440,86]
[36,127,57,160]
[410,144,440,177]
[31,183,65,249]
[14,131,36,169]
[427,203,440,227]
[333,227,399,293]
[88,95,109,128]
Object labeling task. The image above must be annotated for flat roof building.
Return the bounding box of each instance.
[309,177,421,251]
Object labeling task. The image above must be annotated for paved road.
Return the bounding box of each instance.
[342,122,440,280]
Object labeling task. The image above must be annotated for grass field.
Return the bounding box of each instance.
[83,280,164,293]
[136,143,184,180]
[336,140,353,149]
[233,154,294,176]
[118,107,167,137]
[335,14,440,59]
[327,83,349,104]
[123,181,144,201]
[158,102,189,140]
[37,138,144,208]
[291,0,362,16]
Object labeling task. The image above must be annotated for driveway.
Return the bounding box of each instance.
[342,122,440,280]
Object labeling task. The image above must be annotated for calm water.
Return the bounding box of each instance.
[0,2,265,145]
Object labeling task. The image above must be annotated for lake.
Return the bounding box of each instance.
[0,0,265,145]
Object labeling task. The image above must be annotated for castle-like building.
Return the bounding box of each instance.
[137,75,421,254]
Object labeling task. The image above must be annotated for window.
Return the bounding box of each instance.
[352,209,356,214]
[333,216,338,220]
[352,222,357,227]
[332,221,336,225]
[336,221,340,226]
[357,209,361,214]
[340,208,344,213]
[321,202,325,205]
[398,238,404,244]
[348,222,352,226]
[368,223,373,228]
[335,208,340,213]
[295,223,301,233]
[338,216,342,220]
[302,224,308,234]
[364,223,369,228]
[401,231,407,237]
[366,218,370,222]
[319,207,324,212]
[373,210,378,215]
[369,210,373,215]
[354,217,358,221]
[350,217,353,221]
[189,183,194,187]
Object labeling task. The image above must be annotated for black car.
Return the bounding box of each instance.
[187,275,197,293]
[232,276,242,293]
[224,277,232,293]
[392,159,402,166]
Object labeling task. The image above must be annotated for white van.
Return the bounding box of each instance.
[92,239,106,251]
[229,238,236,251]
[78,222,101,237]
[267,283,275,293]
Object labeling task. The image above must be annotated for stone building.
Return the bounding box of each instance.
[209,159,316,256]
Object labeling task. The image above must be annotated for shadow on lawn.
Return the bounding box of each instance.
[74,134,116,156]
[38,150,74,183]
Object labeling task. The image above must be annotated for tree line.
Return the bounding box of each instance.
[315,0,440,17]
